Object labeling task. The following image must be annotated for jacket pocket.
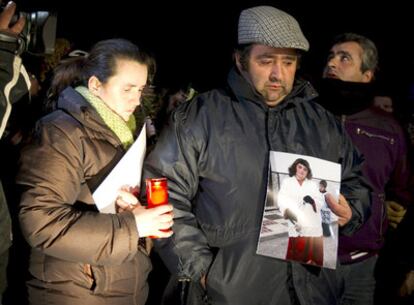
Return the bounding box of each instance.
[40,254,96,289]
[92,252,152,296]
[83,263,95,289]
[204,248,222,303]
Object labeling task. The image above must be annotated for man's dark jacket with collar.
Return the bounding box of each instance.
[145,68,372,305]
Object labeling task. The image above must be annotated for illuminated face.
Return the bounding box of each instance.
[95,59,148,121]
[295,163,309,182]
[323,41,372,83]
[237,44,298,107]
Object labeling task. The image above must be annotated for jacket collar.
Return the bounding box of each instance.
[57,87,122,146]
[227,67,317,111]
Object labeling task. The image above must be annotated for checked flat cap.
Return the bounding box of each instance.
[238,6,309,51]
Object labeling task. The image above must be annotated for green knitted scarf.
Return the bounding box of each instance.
[76,86,136,149]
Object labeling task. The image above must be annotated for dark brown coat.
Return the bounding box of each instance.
[17,87,151,305]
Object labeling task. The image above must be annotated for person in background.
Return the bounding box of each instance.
[16,38,173,305]
[375,199,414,305]
[372,95,394,113]
[143,6,371,305]
[0,1,28,304]
[318,32,412,305]
[0,0,27,138]
[319,180,338,237]
[153,80,197,135]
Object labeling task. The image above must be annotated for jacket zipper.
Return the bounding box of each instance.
[356,128,395,144]
[341,115,395,144]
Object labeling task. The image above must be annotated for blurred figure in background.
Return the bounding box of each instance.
[0,1,28,304]
[318,32,412,305]
[372,95,394,113]
[153,80,197,134]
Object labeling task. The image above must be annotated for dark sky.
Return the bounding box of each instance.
[18,0,414,103]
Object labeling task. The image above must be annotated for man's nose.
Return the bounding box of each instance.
[270,62,282,81]
[327,56,338,68]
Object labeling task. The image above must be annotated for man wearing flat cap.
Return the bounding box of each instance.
[144,5,371,305]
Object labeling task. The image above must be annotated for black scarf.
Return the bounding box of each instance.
[316,78,375,115]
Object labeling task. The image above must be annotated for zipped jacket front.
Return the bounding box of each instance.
[145,68,371,305]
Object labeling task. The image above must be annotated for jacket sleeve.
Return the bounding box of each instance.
[143,102,213,282]
[385,127,413,207]
[17,120,140,265]
[338,122,372,236]
[0,47,30,138]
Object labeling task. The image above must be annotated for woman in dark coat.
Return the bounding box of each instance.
[16,38,173,305]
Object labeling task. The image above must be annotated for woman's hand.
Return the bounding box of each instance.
[115,186,140,212]
[115,185,174,238]
[132,204,174,238]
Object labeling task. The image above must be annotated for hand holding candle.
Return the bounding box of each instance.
[115,180,173,239]
[132,203,173,238]
[144,178,173,238]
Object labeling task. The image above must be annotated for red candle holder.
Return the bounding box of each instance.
[145,177,169,238]
[146,178,168,208]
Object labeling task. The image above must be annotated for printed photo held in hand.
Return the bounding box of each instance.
[257,151,341,269]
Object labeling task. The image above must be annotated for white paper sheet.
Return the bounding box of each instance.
[93,125,146,213]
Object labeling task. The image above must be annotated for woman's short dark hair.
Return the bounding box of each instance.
[288,158,312,179]
[82,38,155,85]
[46,38,156,110]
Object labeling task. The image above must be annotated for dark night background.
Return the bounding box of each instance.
[2,2,414,305]
[15,0,414,111]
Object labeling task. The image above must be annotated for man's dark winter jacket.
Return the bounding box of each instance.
[145,69,371,305]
